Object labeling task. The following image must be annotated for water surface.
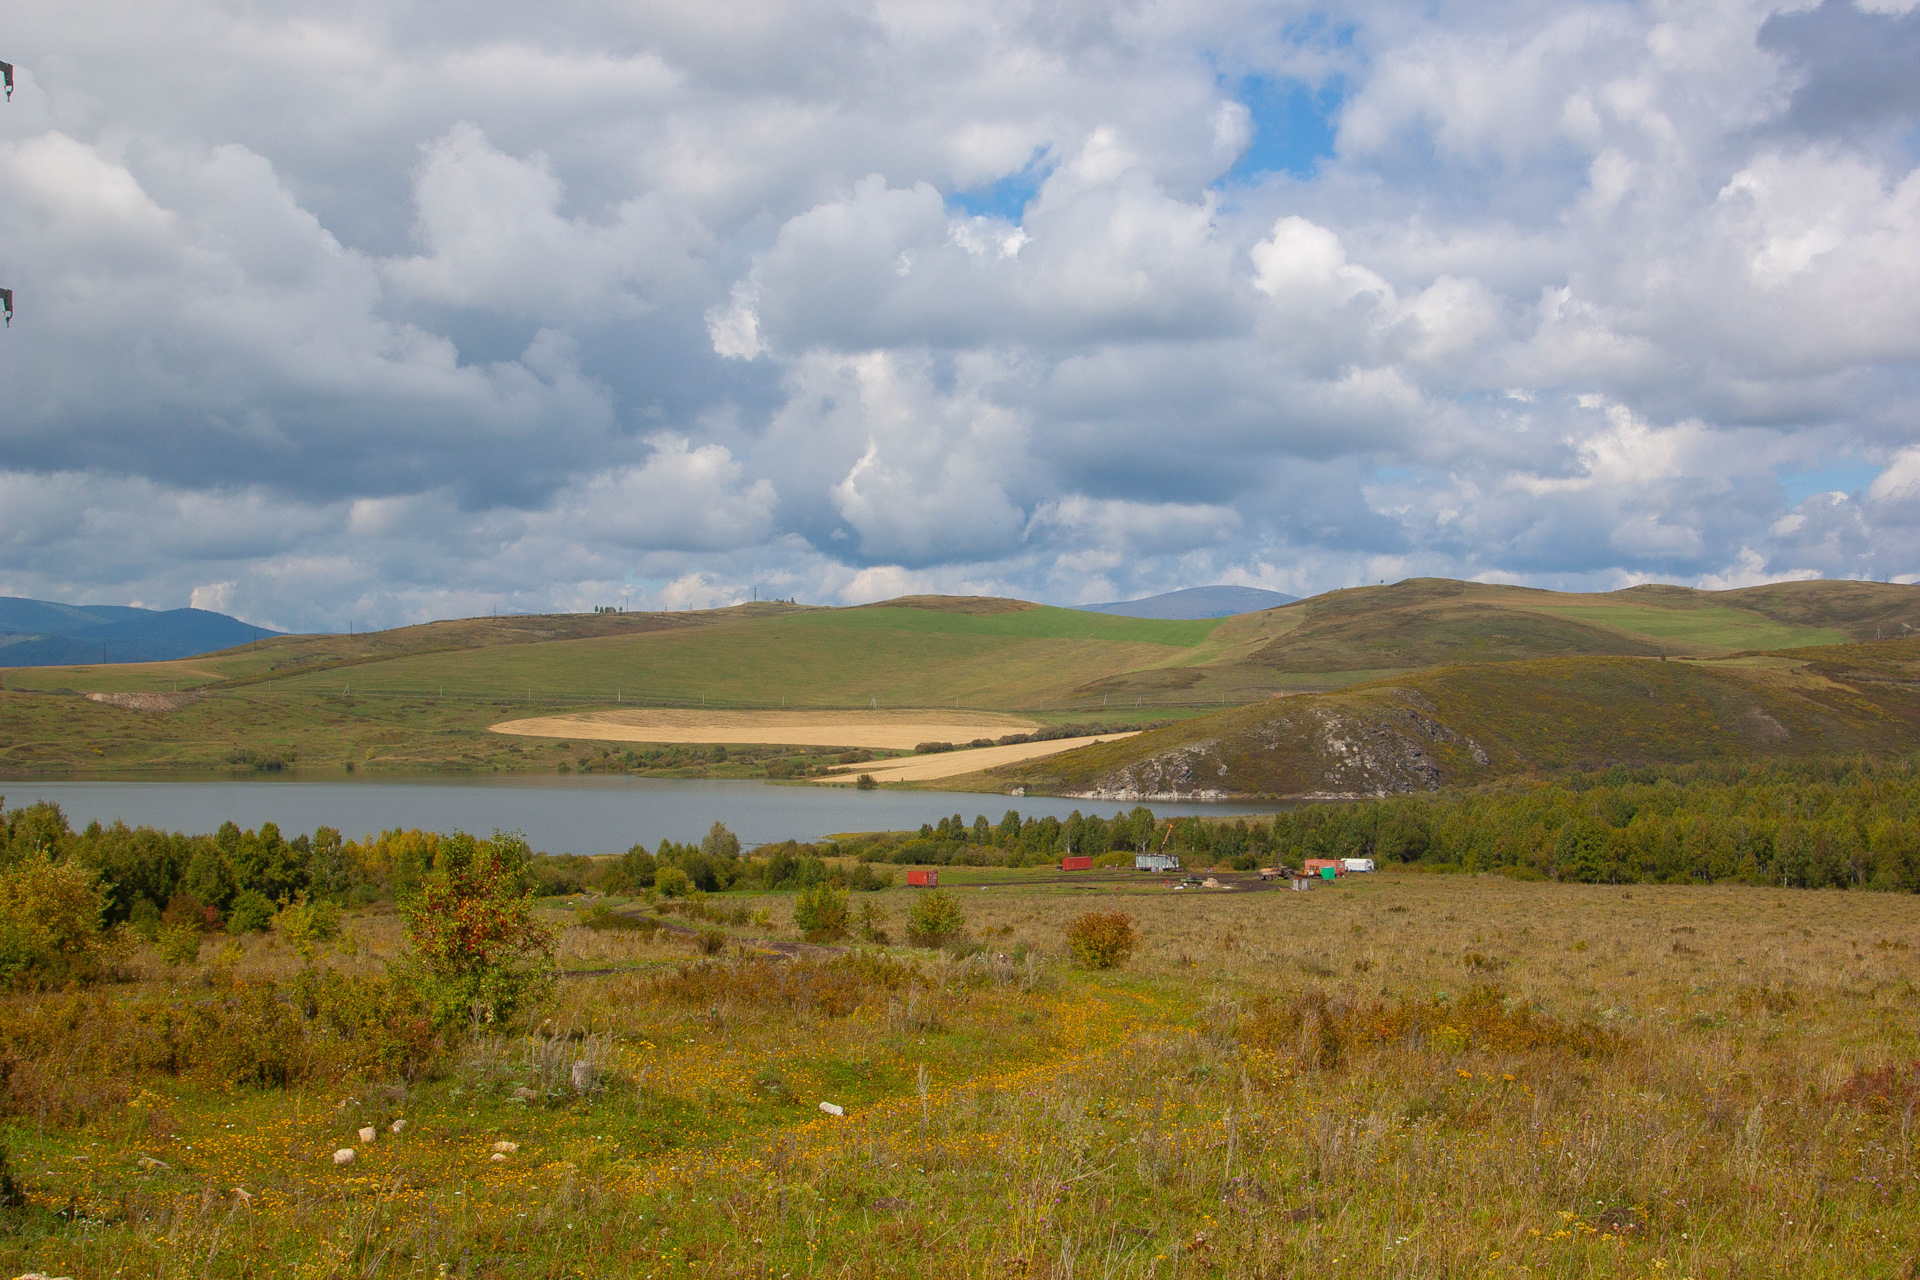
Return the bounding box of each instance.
[0,775,1284,854]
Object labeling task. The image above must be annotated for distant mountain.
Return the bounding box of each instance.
[1076,585,1299,620]
[0,597,279,666]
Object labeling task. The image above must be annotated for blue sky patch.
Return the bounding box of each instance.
[1227,73,1344,182]
[1780,458,1882,504]
[950,154,1052,222]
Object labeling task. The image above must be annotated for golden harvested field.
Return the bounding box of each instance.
[819,732,1142,783]
[489,707,1045,749]
[6,871,1920,1278]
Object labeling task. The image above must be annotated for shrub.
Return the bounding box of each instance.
[129,897,162,941]
[905,890,966,948]
[0,851,115,988]
[157,923,202,966]
[845,861,894,891]
[694,927,727,955]
[857,900,891,944]
[399,831,558,1030]
[793,885,850,942]
[855,774,878,790]
[161,891,221,932]
[1065,911,1138,969]
[655,866,692,898]
[226,889,275,935]
[275,894,342,959]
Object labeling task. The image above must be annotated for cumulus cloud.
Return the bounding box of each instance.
[0,0,1916,628]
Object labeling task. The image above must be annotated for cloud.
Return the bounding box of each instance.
[0,0,1916,629]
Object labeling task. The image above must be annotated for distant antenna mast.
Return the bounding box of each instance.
[0,61,12,324]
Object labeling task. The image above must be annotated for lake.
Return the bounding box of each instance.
[0,775,1286,854]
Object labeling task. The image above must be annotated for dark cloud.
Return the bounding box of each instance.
[1761,0,1920,140]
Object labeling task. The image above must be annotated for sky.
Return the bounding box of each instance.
[0,0,1918,633]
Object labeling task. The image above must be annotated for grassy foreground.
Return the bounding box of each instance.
[6,870,1920,1277]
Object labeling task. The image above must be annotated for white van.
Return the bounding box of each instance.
[1342,858,1376,873]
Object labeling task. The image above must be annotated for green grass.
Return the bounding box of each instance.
[1520,602,1846,651]
[261,616,1210,711]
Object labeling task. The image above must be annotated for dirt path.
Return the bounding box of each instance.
[819,732,1138,783]
[489,707,1044,750]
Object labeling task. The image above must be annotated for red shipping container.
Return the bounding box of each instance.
[907,869,940,887]
[1303,859,1346,877]
[1060,855,1093,871]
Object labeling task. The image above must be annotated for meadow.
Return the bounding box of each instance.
[5,866,1920,1278]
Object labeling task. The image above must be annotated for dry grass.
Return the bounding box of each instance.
[490,708,1045,749]
[4,872,1920,1277]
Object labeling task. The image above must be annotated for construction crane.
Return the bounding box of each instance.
[2,62,13,101]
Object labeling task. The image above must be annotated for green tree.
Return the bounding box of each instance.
[701,822,742,861]
[399,830,557,1029]
[0,850,114,987]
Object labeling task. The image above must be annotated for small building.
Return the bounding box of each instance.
[906,869,940,888]
[1343,858,1376,873]
[1060,855,1093,871]
[1135,853,1181,872]
[1303,859,1346,878]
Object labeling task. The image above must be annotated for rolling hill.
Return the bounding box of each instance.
[1075,585,1298,619]
[3,578,1918,779]
[985,636,1920,801]
[0,597,279,665]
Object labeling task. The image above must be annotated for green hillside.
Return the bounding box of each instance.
[4,579,1918,779]
[986,637,1920,800]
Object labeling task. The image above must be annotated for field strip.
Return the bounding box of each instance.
[489,708,1044,750]
[819,732,1139,783]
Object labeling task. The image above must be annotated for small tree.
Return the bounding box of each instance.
[226,889,275,935]
[701,822,742,861]
[905,890,965,948]
[0,850,115,988]
[792,884,850,942]
[399,831,556,1029]
[1065,911,1137,970]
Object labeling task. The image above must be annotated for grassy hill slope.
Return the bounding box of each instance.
[5,580,1918,779]
[986,637,1920,800]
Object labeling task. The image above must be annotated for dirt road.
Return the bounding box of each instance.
[819,733,1138,783]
